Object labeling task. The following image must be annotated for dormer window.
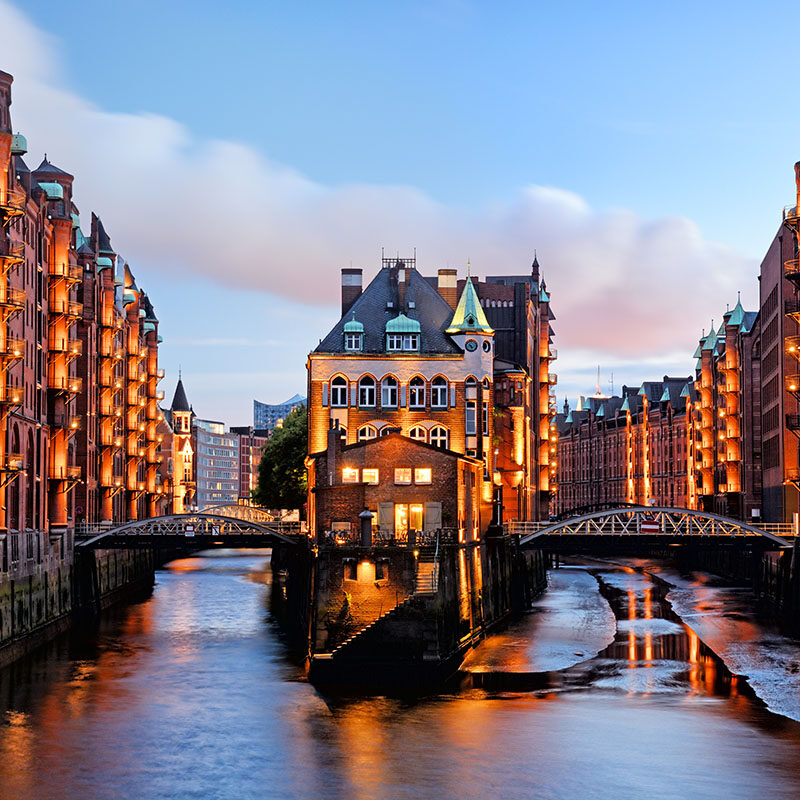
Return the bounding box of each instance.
[345,332,362,351]
[403,334,419,351]
[387,334,403,351]
[385,313,421,352]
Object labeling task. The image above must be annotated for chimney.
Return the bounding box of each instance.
[397,262,407,311]
[341,268,362,316]
[438,269,458,310]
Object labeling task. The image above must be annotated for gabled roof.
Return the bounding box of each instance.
[315,267,461,355]
[727,296,745,328]
[96,217,114,254]
[446,277,493,335]
[701,326,717,351]
[33,157,73,178]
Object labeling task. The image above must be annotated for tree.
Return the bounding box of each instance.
[253,405,308,512]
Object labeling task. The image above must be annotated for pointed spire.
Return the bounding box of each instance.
[171,377,190,412]
[445,277,493,334]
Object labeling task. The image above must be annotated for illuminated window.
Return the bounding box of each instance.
[409,425,427,442]
[395,467,412,484]
[345,332,362,351]
[381,376,398,407]
[342,467,359,483]
[409,376,425,408]
[430,426,449,449]
[362,468,379,485]
[431,377,447,408]
[387,333,403,351]
[331,376,348,407]
[358,425,377,441]
[414,468,432,484]
[358,376,376,407]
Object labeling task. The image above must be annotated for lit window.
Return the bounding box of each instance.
[342,467,359,483]
[331,376,348,407]
[362,468,379,485]
[409,426,427,442]
[345,333,362,351]
[431,377,447,408]
[358,376,376,407]
[358,425,377,441]
[387,333,403,351]
[381,376,398,408]
[409,377,425,409]
[414,468,432,484]
[403,334,419,351]
[430,426,449,449]
[395,468,412,484]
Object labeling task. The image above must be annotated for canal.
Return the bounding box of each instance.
[2,551,800,799]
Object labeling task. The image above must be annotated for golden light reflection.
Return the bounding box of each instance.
[627,590,636,620]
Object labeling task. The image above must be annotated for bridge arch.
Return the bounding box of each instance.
[76,512,299,548]
[513,506,792,548]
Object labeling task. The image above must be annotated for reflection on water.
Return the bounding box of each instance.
[1,554,800,799]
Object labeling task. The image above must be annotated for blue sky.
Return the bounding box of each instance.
[3,1,797,421]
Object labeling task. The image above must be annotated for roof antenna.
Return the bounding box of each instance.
[178,365,182,381]
[467,259,471,278]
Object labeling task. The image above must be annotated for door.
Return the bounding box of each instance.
[394,504,409,541]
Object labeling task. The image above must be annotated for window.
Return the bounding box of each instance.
[358,376,376,407]
[466,401,477,435]
[395,468,412,484]
[482,401,489,433]
[387,333,403,351]
[403,334,419,351]
[409,377,425,409]
[381,376,398,408]
[430,426,449,449]
[345,333,362,351]
[482,377,491,390]
[362,468,379,485]
[379,427,393,436]
[358,425,377,441]
[414,467,432,484]
[431,377,447,408]
[331,377,347,407]
[409,426,427,442]
[342,467,359,483]
[465,376,477,388]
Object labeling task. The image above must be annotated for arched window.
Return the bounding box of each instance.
[409,426,427,442]
[381,376,398,408]
[379,427,393,436]
[465,376,477,387]
[358,376,376,407]
[331,376,348,408]
[409,377,425,409]
[358,424,378,442]
[482,377,491,390]
[430,426,449,449]
[431,377,447,408]
[8,425,19,530]
[25,431,34,529]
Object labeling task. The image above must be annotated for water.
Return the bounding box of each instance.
[2,552,800,799]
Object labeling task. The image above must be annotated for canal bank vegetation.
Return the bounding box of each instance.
[253,405,307,514]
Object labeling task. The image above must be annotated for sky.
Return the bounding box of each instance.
[1,0,797,422]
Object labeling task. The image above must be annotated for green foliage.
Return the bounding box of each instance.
[252,405,308,512]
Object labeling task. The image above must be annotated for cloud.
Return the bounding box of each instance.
[0,0,756,370]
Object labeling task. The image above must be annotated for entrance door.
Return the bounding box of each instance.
[409,503,423,534]
[394,504,409,541]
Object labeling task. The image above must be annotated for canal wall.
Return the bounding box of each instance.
[307,535,547,690]
[0,540,156,670]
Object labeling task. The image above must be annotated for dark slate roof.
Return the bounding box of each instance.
[33,157,73,178]
[170,379,190,412]
[96,217,114,254]
[315,267,461,355]
[14,155,29,174]
[142,293,158,322]
[77,242,94,256]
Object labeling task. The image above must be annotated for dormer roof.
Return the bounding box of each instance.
[446,277,493,334]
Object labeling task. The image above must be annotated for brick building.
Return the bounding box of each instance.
[0,69,167,556]
[555,376,691,514]
[306,255,556,531]
[230,425,270,502]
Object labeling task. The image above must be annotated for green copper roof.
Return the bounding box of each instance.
[680,383,691,398]
[693,343,702,358]
[385,313,421,334]
[565,410,573,424]
[595,405,605,418]
[343,317,364,333]
[620,397,630,412]
[38,181,63,200]
[539,286,550,303]
[96,256,113,270]
[701,327,717,351]
[659,387,670,402]
[637,384,647,396]
[10,134,27,155]
[446,277,493,334]
[71,212,80,229]
[727,296,745,328]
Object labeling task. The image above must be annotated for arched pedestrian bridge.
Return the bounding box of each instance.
[507,507,794,548]
[75,511,302,549]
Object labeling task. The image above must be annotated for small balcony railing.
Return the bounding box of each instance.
[787,415,800,431]
[48,335,83,357]
[0,242,25,269]
[786,259,800,282]
[48,376,82,394]
[786,375,800,395]
[49,299,82,318]
[786,299,800,317]
[0,287,25,310]
[0,337,24,361]
[0,188,26,222]
[50,262,83,283]
[0,384,23,405]
[100,431,123,448]
[4,453,23,471]
[49,465,82,480]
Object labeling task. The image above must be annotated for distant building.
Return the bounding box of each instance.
[193,419,239,509]
[230,426,270,502]
[253,394,305,432]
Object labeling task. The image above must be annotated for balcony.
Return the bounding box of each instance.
[788,415,800,431]
[155,390,165,401]
[49,465,82,480]
[786,259,800,283]
[0,287,25,311]
[786,375,800,395]
[4,452,23,472]
[49,299,82,318]
[50,262,83,283]
[49,375,82,394]
[100,431,123,448]
[48,335,83,357]
[99,372,123,390]
[784,205,800,227]
[786,299,800,318]
[0,242,24,271]
[0,384,23,405]
[99,474,124,489]
[0,337,24,362]
[0,188,26,224]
